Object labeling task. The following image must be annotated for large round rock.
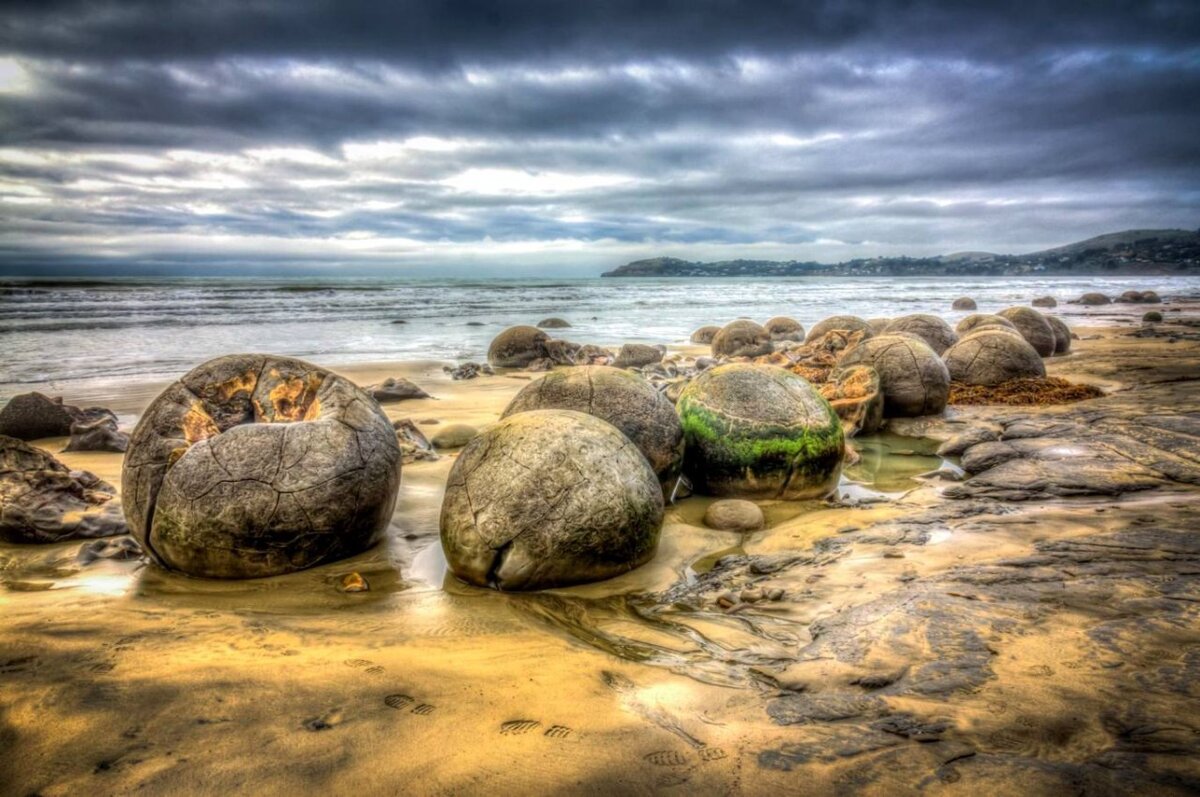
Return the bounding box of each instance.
[501,366,684,486]
[1046,316,1072,355]
[806,315,874,343]
[440,410,663,590]
[122,354,402,578]
[883,314,958,354]
[839,335,950,417]
[676,364,844,499]
[712,320,773,358]
[997,307,1056,357]
[764,316,805,342]
[943,330,1046,386]
[956,314,1016,336]
[488,325,550,368]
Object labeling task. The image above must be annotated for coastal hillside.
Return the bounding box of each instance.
[602,228,1200,277]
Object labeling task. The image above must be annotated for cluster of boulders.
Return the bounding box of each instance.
[1070,290,1162,306]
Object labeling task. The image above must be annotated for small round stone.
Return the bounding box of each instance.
[536,317,571,329]
[1032,296,1057,308]
[432,424,479,449]
[1143,311,1164,323]
[951,297,977,310]
[703,499,766,532]
[439,410,663,590]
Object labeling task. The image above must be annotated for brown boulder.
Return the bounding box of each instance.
[951,297,977,310]
[487,326,550,368]
[943,330,1046,386]
[882,314,958,354]
[997,307,1057,357]
[712,320,773,358]
[690,326,721,345]
[839,335,949,417]
[764,316,805,342]
[806,315,874,343]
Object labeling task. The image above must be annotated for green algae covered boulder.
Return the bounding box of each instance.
[676,364,844,499]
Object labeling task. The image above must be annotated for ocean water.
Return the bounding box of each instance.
[2,275,1198,395]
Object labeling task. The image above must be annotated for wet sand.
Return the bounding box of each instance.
[3,308,1200,795]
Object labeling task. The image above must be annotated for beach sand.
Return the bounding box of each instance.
[3,308,1200,795]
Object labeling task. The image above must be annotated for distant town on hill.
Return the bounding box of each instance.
[601,228,1200,278]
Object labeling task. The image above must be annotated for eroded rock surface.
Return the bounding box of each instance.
[122,354,401,578]
[1,435,127,543]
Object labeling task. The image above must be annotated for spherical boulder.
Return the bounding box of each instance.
[488,326,550,368]
[819,364,884,436]
[839,335,950,417]
[1032,296,1057,308]
[956,314,1016,336]
[952,297,977,310]
[712,320,773,358]
[1078,292,1111,306]
[883,314,958,355]
[1143,310,1164,323]
[690,326,721,345]
[614,343,664,369]
[867,318,891,335]
[537,317,571,329]
[806,315,874,343]
[432,423,479,449]
[1045,316,1072,354]
[676,364,844,499]
[501,366,684,486]
[122,354,402,579]
[703,499,765,532]
[943,330,1046,386]
[997,307,1057,357]
[440,410,663,590]
[764,316,805,342]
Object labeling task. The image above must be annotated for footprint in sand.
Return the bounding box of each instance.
[384,694,435,716]
[544,725,573,739]
[344,658,373,668]
[501,719,542,735]
[645,750,689,767]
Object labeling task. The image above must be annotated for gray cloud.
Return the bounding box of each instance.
[0,1,1197,275]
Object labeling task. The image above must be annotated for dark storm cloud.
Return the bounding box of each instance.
[0,1,1197,273]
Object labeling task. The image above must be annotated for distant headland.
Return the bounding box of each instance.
[601,228,1200,278]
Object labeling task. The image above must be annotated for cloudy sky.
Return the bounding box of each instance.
[1,1,1198,276]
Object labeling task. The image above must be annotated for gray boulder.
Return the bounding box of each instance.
[951,297,977,310]
[1045,316,1072,354]
[839,335,950,417]
[1032,296,1057,308]
[1078,292,1111,306]
[883,314,958,355]
[0,393,115,441]
[440,410,663,590]
[712,320,773,358]
[943,330,1046,386]
[487,326,550,368]
[1,435,127,543]
[369,377,431,402]
[64,413,128,453]
[764,316,805,342]
[997,307,1057,357]
[122,354,401,579]
[955,314,1016,336]
[502,366,683,487]
[614,343,664,369]
[537,317,571,329]
[690,326,722,345]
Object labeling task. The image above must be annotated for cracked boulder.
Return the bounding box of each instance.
[712,319,773,358]
[439,409,663,590]
[122,354,402,579]
[883,314,959,355]
[820,364,884,436]
[1,435,127,543]
[806,315,875,344]
[998,307,1057,357]
[944,330,1046,386]
[676,363,844,499]
[0,392,117,441]
[839,334,950,417]
[501,366,684,488]
[487,325,550,368]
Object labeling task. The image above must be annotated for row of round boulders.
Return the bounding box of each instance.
[501,366,683,489]
[764,316,805,342]
[883,314,958,355]
[123,354,402,579]
[440,409,663,590]
[943,329,1046,386]
[488,326,551,368]
[676,364,844,499]
[952,297,977,310]
[997,307,1057,357]
[956,314,1016,336]
[691,325,721,344]
[806,315,874,343]
[712,319,773,358]
[839,335,950,417]
[1118,290,1162,304]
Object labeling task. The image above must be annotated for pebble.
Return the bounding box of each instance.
[716,592,738,608]
[339,572,370,593]
[766,588,785,601]
[740,588,763,603]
